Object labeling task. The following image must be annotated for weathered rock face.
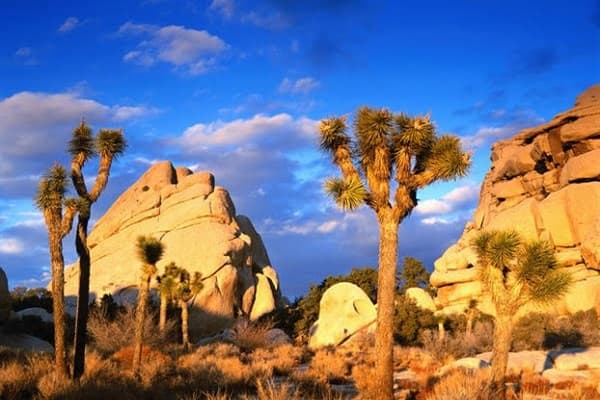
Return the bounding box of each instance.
[308,282,376,349]
[60,161,282,336]
[432,85,600,316]
[0,267,10,323]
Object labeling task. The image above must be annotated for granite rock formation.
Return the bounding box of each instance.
[431,85,600,316]
[61,161,282,336]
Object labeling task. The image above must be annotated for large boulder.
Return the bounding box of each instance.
[308,282,376,349]
[431,85,600,316]
[58,162,282,338]
[0,268,10,323]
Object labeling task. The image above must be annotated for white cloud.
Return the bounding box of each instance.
[209,0,235,18]
[58,17,80,33]
[176,113,317,149]
[415,184,480,216]
[0,237,25,254]
[0,91,156,179]
[279,77,320,95]
[118,22,227,75]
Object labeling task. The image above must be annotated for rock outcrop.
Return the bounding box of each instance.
[308,282,376,349]
[60,161,282,336]
[0,267,10,323]
[432,85,600,316]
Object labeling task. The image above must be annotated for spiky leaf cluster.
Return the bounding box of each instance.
[35,164,69,210]
[136,235,165,266]
[68,122,95,162]
[97,129,127,158]
[324,176,368,211]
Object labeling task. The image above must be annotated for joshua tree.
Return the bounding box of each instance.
[68,120,126,378]
[132,235,164,377]
[319,108,470,399]
[156,262,179,332]
[175,269,203,349]
[472,230,572,400]
[35,164,78,378]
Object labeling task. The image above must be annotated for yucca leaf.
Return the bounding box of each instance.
[324,176,368,211]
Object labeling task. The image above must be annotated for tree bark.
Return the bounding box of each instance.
[132,272,151,377]
[48,219,68,378]
[374,212,399,400]
[72,216,90,378]
[159,293,167,332]
[490,314,513,400]
[180,299,189,350]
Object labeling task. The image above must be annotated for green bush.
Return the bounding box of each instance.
[394,295,436,346]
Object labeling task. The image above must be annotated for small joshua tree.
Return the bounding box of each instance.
[68,120,126,378]
[156,262,179,332]
[472,230,572,400]
[132,235,164,377]
[175,269,203,349]
[35,164,77,378]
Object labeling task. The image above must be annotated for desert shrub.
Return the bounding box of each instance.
[88,305,174,355]
[513,310,600,351]
[0,351,54,400]
[226,317,275,352]
[394,295,437,346]
[309,348,351,383]
[248,344,302,376]
[422,368,490,400]
[421,319,494,361]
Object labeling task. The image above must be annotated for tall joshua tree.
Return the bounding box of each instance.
[35,164,78,378]
[132,235,164,377]
[472,230,572,400]
[68,121,126,378]
[319,108,470,399]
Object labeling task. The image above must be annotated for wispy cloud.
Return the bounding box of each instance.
[209,0,235,19]
[15,47,36,65]
[118,22,227,75]
[278,77,320,95]
[58,17,81,33]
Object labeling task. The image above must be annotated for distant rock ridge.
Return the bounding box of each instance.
[431,84,600,317]
[60,161,282,336]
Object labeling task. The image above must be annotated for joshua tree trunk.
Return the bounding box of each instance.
[49,227,69,378]
[132,272,151,377]
[159,293,168,332]
[72,216,90,378]
[490,313,513,400]
[180,299,190,349]
[374,211,399,400]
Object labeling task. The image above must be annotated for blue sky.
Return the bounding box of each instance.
[1,0,599,297]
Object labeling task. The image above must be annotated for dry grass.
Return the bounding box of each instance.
[88,306,174,355]
[248,344,302,376]
[420,368,491,400]
[309,348,351,383]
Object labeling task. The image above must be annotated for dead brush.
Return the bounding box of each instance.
[249,344,302,376]
[227,317,275,352]
[88,305,175,356]
[309,348,351,383]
